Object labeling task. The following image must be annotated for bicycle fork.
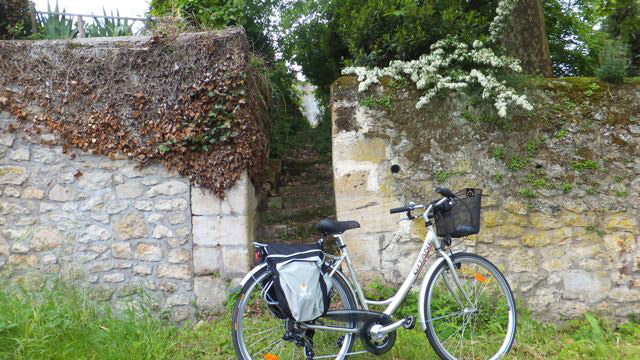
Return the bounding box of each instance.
[439,250,475,310]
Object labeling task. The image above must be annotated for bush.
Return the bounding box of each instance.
[0,0,33,39]
[603,0,640,76]
[596,39,630,83]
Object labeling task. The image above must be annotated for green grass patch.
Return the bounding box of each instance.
[1,279,639,359]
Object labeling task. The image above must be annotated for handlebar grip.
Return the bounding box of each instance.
[435,186,455,198]
[390,206,411,214]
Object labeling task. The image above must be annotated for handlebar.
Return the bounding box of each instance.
[389,188,455,216]
[390,205,412,214]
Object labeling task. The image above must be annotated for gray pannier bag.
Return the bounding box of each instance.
[265,243,332,322]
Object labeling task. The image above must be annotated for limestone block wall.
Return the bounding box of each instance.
[331,77,640,320]
[0,114,255,320]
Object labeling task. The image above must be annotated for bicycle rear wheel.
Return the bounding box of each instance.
[423,252,516,360]
[232,267,358,360]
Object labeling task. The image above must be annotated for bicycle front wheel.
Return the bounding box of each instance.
[232,267,358,360]
[424,252,516,360]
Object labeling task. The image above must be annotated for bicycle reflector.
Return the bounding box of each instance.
[265,354,278,360]
[255,247,267,264]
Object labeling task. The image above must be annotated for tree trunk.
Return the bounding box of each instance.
[503,0,553,77]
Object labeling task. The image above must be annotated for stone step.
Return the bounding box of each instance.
[259,193,333,211]
[283,172,333,185]
[280,182,333,196]
[281,194,334,210]
[261,204,335,225]
[257,222,320,243]
[282,157,330,170]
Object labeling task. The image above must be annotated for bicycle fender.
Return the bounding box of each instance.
[418,256,448,331]
[238,263,268,288]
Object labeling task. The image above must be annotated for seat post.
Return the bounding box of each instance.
[333,234,368,310]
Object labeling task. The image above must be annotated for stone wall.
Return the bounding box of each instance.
[331,76,640,320]
[0,115,256,320]
[0,29,261,320]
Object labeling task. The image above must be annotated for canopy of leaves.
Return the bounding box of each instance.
[0,0,33,39]
[603,0,640,75]
[151,0,277,58]
[279,0,501,93]
[543,0,640,77]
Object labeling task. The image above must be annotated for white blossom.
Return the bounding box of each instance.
[343,0,532,118]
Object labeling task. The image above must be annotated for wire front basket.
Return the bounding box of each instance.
[434,188,482,238]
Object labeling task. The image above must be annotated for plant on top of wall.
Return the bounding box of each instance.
[344,0,532,118]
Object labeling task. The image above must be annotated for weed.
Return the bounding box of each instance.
[508,157,529,172]
[493,172,504,183]
[571,160,599,171]
[561,183,573,193]
[562,98,577,112]
[434,170,465,183]
[491,146,505,161]
[615,190,628,197]
[526,138,543,156]
[517,188,536,198]
[554,129,568,139]
[526,175,550,189]
[583,82,600,97]
[586,225,606,237]
[586,187,599,195]
[360,95,393,110]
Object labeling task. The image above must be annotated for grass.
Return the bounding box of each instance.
[1,279,638,359]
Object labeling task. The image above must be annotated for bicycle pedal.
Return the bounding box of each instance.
[304,340,315,359]
[403,316,416,330]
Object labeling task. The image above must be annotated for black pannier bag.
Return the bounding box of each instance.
[263,243,332,322]
[434,188,483,238]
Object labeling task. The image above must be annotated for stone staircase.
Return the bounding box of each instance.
[257,147,335,245]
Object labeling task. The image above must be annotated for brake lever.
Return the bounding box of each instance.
[396,210,416,223]
[396,216,412,224]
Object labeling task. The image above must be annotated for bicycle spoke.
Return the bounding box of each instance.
[233,268,356,360]
[427,310,465,323]
[425,254,516,360]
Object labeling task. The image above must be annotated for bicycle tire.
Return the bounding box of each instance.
[232,266,358,360]
[423,252,517,360]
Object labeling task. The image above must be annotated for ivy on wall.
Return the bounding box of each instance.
[0,28,268,197]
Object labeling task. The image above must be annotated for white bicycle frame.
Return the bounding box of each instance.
[239,197,475,335]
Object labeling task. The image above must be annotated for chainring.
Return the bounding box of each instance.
[359,317,396,355]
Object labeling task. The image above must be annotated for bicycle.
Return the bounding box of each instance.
[231,187,517,360]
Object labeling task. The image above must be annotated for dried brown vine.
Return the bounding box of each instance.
[0,27,268,197]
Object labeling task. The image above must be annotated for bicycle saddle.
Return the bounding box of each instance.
[316,219,360,235]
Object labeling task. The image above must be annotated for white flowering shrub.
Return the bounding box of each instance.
[343,0,532,118]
